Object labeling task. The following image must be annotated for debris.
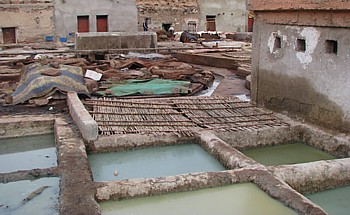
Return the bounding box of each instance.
[97,79,191,97]
[41,69,61,77]
[10,63,89,105]
[180,31,198,43]
[30,98,50,106]
[22,186,50,204]
[85,69,102,81]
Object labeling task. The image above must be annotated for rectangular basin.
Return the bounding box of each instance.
[100,183,298,215]
[241,143,336,166]
[0,177,60,215]
[0,133,57,173]
[88,143,225,182]
[306,185,350,215]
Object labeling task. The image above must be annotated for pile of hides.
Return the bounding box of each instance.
[10,63,89,105]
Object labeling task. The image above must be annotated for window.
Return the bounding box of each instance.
[273,36,282,52]
[325,40,338,55]
[296,39,306,52]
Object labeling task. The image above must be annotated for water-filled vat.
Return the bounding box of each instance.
[100,183,298,215]
[89,143,225,182]
[241,143,336,166]
[306,185,350,215]
[0,177,60,215]
[0,133,57,173]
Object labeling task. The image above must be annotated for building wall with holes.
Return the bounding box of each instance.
[54,0,138,40]
[0,0,54,44]
[249,2,350,132]
[199,0,247,32]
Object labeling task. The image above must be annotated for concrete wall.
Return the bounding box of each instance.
[251,21,350,132]
[75,32,157,50]
[54,0,137,39]
[199,0,247,32]
[0,0,54,44]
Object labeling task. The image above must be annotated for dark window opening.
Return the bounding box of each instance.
[325,40,338,54]
[273,36,282,51]
[188,21,197,33]
[296,39,306,52]
[162,23,171,32]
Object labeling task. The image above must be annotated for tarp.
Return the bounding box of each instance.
[97,79,191,97]
[11,63,89,104]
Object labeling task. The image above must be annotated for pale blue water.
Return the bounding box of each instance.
[100,183,298,215]
[89,143,225,182]
[0,134,57,173]
[0,177,60,215]
[306,185,350,215]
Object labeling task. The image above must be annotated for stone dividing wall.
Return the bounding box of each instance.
[54,0,138,39]
[0,0,54,44]
[199,0,247,32]
[249,1,350,132]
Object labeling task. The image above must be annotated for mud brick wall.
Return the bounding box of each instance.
[249,1,350,132]
[0,0,54,44]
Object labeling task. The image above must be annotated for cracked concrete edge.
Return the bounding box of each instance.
[67,92,98,142]
[95,168,327,215]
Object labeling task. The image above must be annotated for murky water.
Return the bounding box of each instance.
[100,183,298,215]
[306,185,350,215]
[0,134,57,173]
[0,177,60,215]
[241,143,336,166]
[89,143,225,182]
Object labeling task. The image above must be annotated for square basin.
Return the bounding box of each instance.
[88,143,225,182]
[241,143,336,166]
[100,183,298,215]
[0,133,57,173]
[0,177,60,215]
[306,185,350,215]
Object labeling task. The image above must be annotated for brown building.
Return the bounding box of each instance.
[248,0,350,132]
[136,0,200,32]
[0,0,54,45]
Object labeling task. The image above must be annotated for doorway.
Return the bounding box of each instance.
[206,16,216,31]
[97,15,108,32]
[77,16,89,33]
[2,27,16,44]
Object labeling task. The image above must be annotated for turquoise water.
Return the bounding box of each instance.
[100,183,298,215]
[0,177,60,215]
[306,185,350,215]
[89,143,225,182]
[241,143,336,166]
[0,133,57,173]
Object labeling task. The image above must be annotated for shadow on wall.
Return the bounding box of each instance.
[257,71,350,133]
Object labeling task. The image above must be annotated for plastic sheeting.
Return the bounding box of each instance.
[11,63,89,104]
[97,79,191,97]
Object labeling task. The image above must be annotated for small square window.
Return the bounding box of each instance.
[273,36,282,51]
[325,40,338,54]
[296,39,306,52]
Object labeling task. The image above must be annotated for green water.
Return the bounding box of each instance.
[242,143,336,166]
[0,133,57,173]
[0,177,59,215]
[306,185,350,215]
[100,183,298,215]
[89,143,225,182]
